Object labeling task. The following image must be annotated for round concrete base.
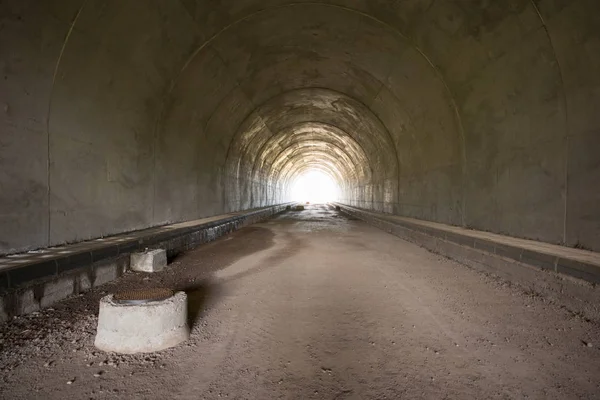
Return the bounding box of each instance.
[94,291,189,354]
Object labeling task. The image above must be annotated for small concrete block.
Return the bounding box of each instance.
[40,278,75,308]
[78,270,92,292]
[0,297,8,322]
[445,232,475,247]
[0,272,8,292]
[495,244,523,261]
[94,291,189,354]
[557,258,600,284]
[474,239,496,254]
[521,250,557,271]
[130,249,167,273]
[18,289,40,315]
[93,262,119,287]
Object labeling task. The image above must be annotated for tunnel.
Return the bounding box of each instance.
[1,1,600,398]
[2,0,599,254]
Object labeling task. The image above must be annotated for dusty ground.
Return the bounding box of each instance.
[1,205,599,399]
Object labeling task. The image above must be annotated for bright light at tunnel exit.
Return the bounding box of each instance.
[291,170,340,204]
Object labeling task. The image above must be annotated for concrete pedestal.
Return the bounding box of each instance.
[94,291,189,353]
[131,249,167,272]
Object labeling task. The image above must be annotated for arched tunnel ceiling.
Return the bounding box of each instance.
[225,88,393,188]
[2,0,599,254]
[258,123,372,185]
[160,3,460,213]
[153,0,585,240]
[196,5,453,161]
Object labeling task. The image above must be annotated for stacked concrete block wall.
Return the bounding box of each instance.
[0,204,290,321]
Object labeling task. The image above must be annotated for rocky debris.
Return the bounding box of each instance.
[0,253,197,375]
[0,295,171,374]
[0,307,97,372]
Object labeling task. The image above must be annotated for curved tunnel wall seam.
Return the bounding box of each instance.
[38,3,515,233]
[242,120,377,187]
[253,121,373,176]
[195,53,423,165]
[221,86,398,180]
[274,149,359,184]
[219,86,399,207]
[254,138,369,184]
[150,3,459,217]
[46,0,88,250]
[529,0,570,244]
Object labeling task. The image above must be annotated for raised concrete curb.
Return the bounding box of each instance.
[335,203,600,322]
[131,249,167,273]
[0,203,291,321]
[94,292,189,354]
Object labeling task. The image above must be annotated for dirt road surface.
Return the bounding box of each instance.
[1,205,599,399]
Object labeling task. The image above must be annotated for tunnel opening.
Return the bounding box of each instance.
[290,169,340,204]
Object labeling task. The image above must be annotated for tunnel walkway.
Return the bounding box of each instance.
[1,205,600,399]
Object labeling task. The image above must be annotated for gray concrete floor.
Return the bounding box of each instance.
[1,205,600,399]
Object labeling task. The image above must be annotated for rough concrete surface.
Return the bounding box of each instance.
[94,292,189,354]
[1,0,599,255]
[1,206,599,399]
[130,249,167,273]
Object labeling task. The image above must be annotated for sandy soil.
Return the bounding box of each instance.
[1,205,599,399]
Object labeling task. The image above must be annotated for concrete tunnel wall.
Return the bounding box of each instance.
[1,0,599,255]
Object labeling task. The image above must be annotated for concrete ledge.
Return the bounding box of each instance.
[335,203,600,322]
[0,204,290,321]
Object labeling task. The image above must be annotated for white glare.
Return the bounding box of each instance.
[291,170,339,204]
